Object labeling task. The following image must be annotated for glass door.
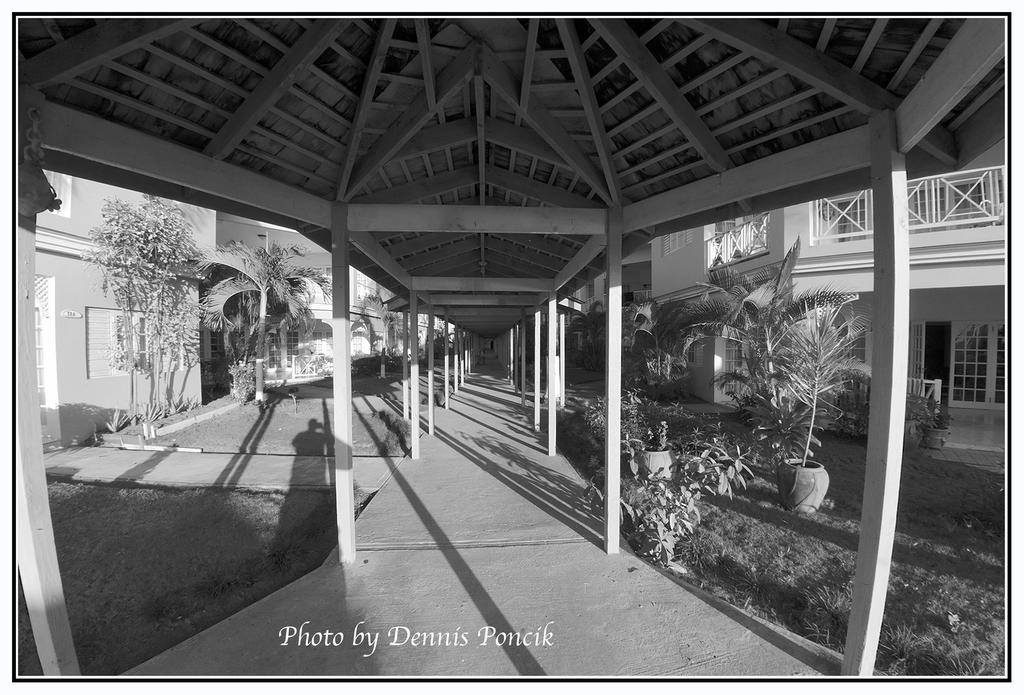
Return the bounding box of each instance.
[950,322,1005,409]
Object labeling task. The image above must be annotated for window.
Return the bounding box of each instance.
[287,330,299,355]
[208,331,224,360]
[662,232,684,256]
[355,271,376,301]
[86,308,143,378]
[43,170,71,217]
[686,340,703,368]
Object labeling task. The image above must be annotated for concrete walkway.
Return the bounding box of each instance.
[125,364,839,676]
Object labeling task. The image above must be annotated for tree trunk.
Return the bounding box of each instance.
[255,289,268,402]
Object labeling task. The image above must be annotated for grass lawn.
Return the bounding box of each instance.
[559,407,1005,676]
[149,375,410,457]
[18,481,371,676]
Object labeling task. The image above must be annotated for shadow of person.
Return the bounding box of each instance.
[291,419,329,457]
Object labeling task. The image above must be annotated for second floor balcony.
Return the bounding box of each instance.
[706,213,771,270]
[811,166,1005,246]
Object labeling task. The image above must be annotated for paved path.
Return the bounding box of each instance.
[123,364,839,677]
[44,446,396,493]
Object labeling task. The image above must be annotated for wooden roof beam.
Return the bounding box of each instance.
[517,19,539,127]
[345,41,478,199]
[485,165,602,208]
[350,166,478,204]
[474,75,486,204]
[336,19,396,199]
[414,19,444,125]
[411,277,555,292]
[385,232,475,257]
[896,19,1004,154]
[593,19,733,173]
[554,235,607,290]
[557,19,623,203]
[349,203,607,235]
[480,43,613,206]
[20,18,197,87]
[204,19,344,159]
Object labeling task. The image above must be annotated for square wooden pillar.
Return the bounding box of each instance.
[547,293,558,455]
[330,203,357,565]
[453,326,461,393]
[533,308,541,432]
[427,303,435,436]
[559,311,567,407]
[842,110,912,675]
[410,294,420,459]
[17,91,80,675]
[520,309,527,408]
[442,310,450,410]
[604,207,623,555]
[402,310,410,420]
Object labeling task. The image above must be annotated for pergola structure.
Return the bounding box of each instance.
[16,15,1005,677]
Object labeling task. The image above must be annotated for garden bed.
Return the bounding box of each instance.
[558,405,1005,676]
[18,481,372,675]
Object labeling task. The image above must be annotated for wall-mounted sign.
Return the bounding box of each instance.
[59,309,83,319]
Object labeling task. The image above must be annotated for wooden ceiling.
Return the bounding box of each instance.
[18,16,1006,334]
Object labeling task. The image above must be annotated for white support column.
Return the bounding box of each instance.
[410,293,420,459]
[520,309,527,408]
[467,333,472,374]
[402,310,410,420]
[427,302,435,437]
[453,326,460,394]
[533,307,541,432]
[842,110,912,676]
[508,328,514,383]
[330,203,357,565]
[17,90,80,673]
[442,310,450,410]
[547,293,558,456]
[604,207,623,555]
[559,311,567,407]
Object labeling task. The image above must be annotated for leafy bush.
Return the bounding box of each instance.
[620,423,753,566]
[103,409,134,433]
[228,362,256,403]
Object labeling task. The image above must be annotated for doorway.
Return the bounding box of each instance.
[924,323,951,405]
[950,321,1005,409]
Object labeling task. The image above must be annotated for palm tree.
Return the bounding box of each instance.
[197,242,331,401]
[628,298,700,385]
[683,237,853,402]
[360,293,399,377]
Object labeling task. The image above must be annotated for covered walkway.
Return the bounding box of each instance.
[129,362,838,676]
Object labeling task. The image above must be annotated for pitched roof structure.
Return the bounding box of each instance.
[19,16,1005,334]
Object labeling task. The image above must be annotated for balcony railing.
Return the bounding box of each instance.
[811,166,1005,245]
[706,213,770,269]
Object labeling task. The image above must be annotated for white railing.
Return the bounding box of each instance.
[291,354,333,378]
[812,166,1005,245]
[707,213,770,269]
[908,377,942,402]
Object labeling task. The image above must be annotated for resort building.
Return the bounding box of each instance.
[33,173,216,447]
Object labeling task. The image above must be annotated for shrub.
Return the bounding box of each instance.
[228,362,256,403]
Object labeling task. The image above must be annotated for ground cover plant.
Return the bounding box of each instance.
[18,481,372,675]
[559,398,1005,676]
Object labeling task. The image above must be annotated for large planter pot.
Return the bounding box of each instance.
[776,459,830,514]
[920,427,951,450]
[641,449,674,479]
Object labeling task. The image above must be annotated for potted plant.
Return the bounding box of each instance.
[751,301,868,514]
[641,420,674,479]
[920,401,952,450]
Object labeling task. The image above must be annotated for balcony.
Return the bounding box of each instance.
[811,166,1005,246]
[706,213,770,269]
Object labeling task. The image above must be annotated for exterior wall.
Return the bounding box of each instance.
[35,176,216,445]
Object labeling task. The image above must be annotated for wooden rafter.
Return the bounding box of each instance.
[554,236,607,290]
[21,18,197,86]
[480,43,613,205]
[414,19,443,125]
[349,203,607,236]
[336,18,396,199]
[205,19,344,159]
[852,19,887,74]
[385,232,475,257]
[344,41,478,200]
[351,166,478,204]
[486,165,602,208]
[886,19,942,91]
[474,75,486,204]
[556,19,622,204]
[517,19,539,127]
[593,19,732,173]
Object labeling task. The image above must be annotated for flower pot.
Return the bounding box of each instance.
[920,427,951,450]
[641,449,674,479]
[776,458,830,514]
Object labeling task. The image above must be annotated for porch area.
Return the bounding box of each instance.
[128,364,838,676]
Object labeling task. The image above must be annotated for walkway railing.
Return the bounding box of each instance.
[908,377,942,402]
[706,213,770,268]
[811,166,1005,245]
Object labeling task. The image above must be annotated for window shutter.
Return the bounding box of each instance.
[86,308,115,378]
